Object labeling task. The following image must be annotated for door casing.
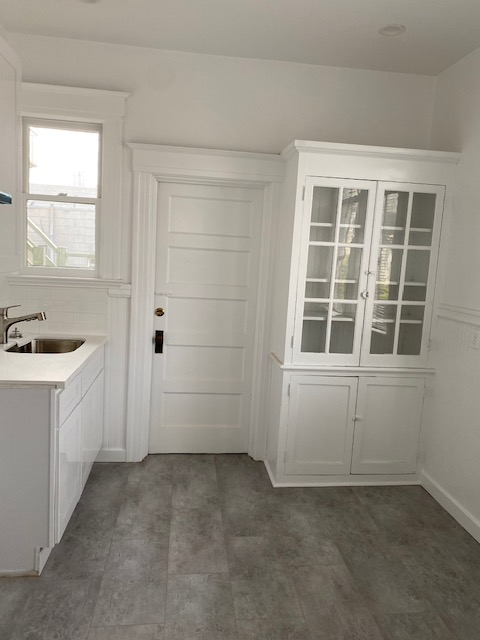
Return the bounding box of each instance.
[126,143,284,462]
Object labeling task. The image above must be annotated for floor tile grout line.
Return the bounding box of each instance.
[161,462,174,630]
[215,455,241,640]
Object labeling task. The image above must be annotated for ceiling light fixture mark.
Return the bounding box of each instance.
[379,24,406,37]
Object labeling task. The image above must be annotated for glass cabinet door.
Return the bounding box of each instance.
[362,183,444,366]
[293,177,376,364]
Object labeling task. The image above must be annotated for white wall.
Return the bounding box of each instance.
[5,31,439,460]
[422,45,480,541]
[9,33,436,154]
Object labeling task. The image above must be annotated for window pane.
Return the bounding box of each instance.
[28,125,100,198]
[27,200,95,269]
[311,187,338,224]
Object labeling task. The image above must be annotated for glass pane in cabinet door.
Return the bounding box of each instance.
[381,191,408,246]
[382,191,409,227]
[370,303,397,354]
[306,246,333,281]
[397,305,425,356]
[302,302,328,353]
[311,187,338,225]
[310,226,334,242]
[404,250,430,287]
[333,246,362,300]
[338,189,368,243]
[409,193,435,247]
[375,248,403,301]
[398,324,422,355]
[330,303,356,353]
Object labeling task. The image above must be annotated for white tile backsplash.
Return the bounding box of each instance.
[7,284,108,335]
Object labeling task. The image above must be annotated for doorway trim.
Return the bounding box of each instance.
[126,143,284,462]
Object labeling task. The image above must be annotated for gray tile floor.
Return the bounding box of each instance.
[2,454,480,639]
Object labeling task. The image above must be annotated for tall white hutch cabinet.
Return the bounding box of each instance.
[266,141,459,486]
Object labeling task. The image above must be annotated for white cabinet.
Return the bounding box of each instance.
[57,403,82,540]
[295,177,444,367]
[285,375,424,477]
[266,141,459,487]
[81,370,104,489]
[351,377,424,474]
[285,376,357,475]
[56,347,104,541]
[0,343,106,574]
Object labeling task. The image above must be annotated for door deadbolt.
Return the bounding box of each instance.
[155,307,165,317]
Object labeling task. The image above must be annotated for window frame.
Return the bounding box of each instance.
[23,117,103,276]
[19,83,128,282]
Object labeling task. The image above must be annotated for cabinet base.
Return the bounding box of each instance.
[264,459,421,487]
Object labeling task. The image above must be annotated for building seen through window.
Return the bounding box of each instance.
[24,120,101,271]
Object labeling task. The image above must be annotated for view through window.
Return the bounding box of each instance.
[25,120,101,271]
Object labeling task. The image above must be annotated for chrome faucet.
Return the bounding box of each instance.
[0,305,47,344]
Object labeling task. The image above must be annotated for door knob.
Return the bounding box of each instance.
[155,307,165,317]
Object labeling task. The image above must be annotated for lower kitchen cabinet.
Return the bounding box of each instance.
[286,374,424,477]
[0,338,106,575]
[56,348,104,542]
[285,376,358,475]
[267,365,427,485]
[57,403,82,541]
[351,377,425,475]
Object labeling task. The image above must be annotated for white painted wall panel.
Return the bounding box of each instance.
[10,34,436,154]
[422,314,480,538]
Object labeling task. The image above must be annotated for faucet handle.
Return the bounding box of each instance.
[0,305,21,318]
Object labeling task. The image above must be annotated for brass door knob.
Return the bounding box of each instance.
[155,307,165,317]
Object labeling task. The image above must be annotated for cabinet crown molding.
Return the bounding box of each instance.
[282,140,461,164]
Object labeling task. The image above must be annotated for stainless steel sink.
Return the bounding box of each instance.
[6,338,85,353]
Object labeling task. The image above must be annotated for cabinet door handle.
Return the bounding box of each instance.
[353,416,362,422]
[360,291,369,299]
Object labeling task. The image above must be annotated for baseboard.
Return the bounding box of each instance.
[264,459,277,486]
[421,470,480,544]
[36,546,52,574]
[95,448,126,463]
[264,459,421,488]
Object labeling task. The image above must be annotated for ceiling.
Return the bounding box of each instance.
[2,0,480,75]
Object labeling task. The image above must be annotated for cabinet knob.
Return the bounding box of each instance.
[360,291,369,300]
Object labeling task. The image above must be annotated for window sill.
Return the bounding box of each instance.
[8,273,126,289]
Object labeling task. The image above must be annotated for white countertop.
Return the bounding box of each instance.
[0,335,107,388]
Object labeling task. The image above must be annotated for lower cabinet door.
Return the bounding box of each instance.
[351,377,425,474]
[285,376,358,475]
[81,371,104,489]
[56,403,82,542]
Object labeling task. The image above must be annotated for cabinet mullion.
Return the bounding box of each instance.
[393,191,414,355]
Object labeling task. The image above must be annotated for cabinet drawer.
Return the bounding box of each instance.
[58,373,82,425]
[82,347,104,396]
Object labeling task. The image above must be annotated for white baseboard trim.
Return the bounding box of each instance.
[421,471,480,543]
[96,448,126,463]
[264,459,276,487]
[36,546,53,574]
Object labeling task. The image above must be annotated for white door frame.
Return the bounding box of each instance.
[125,143,285,462]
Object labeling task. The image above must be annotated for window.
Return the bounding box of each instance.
[18,83,129,282]
[24,119,102,272]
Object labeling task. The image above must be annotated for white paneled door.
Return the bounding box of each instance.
[149,182,263,453]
